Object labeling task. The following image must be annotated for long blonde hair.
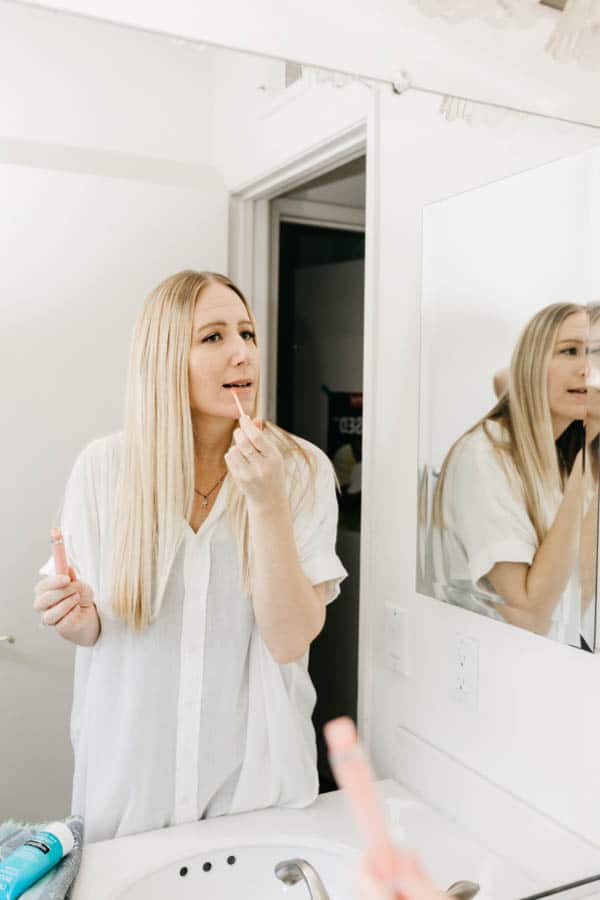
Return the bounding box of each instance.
[110,270,316,630]
[433,302,586,542]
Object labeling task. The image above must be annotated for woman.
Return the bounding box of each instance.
[430,302,589,643]
[579,302,600,647]
[33,271,347,843]
[357,860,445,900]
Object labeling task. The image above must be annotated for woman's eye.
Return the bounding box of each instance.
[201,330,255,344]
[559,347,577,356]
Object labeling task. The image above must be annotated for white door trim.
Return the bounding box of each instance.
[229,121,367,201]
[228,109,377,749]
[272,197,366,233]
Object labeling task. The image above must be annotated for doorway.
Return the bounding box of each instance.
[274,157,366,791]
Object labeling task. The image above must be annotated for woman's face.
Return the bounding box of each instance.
[188,282,258,421]
[586,314,600,438]
[547,310,589,436]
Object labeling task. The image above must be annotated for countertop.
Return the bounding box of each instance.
[70,780,544,899]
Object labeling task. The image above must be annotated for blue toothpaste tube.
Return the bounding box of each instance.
[0,822,74,900]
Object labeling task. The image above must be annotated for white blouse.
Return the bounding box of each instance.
[41,432,347,844]
[429,420,581,646]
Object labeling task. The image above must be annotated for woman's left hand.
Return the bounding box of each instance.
[225,415,286,510]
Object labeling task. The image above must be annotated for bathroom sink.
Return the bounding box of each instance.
[115,841,357,899]
[69,783,535,899]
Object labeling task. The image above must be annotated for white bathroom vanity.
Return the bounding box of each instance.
[70,781,585,900]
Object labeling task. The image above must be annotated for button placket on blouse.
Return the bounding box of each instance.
[173,523,214,824]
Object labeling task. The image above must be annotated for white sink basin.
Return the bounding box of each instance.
[115,841,357,899]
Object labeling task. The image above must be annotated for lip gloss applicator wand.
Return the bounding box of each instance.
[230,387,263,430]
[231,387,245,419]
[50,527,69,577]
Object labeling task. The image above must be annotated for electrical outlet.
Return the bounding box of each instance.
[452,634,479,711]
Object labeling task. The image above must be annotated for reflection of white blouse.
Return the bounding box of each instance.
[429,420,581,646]
[41,433,347,844]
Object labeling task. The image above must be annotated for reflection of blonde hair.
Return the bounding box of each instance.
[433,302,586,542]
[589,302,600,327]
[111,270,316,630]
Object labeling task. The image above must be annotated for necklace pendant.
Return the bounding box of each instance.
[202,497,209,508]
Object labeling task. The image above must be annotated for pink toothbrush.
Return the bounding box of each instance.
[324,717,409,897]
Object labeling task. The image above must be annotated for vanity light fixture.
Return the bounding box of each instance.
[409,0,544,27]
[545,0,600,67]
[411,0,600,69]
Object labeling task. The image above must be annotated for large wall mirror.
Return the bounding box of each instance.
[417,149,600,650]
[2,0,367,832]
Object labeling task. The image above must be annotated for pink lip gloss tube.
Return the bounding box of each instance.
[50,527,69,578]
[324,716,408,896]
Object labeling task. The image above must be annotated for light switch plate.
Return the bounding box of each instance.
[383,604,411,677]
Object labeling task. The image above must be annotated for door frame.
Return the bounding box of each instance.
[228,109,378,748]
[228,120,367,421]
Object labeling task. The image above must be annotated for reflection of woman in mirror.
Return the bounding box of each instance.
[431,302,589,644]
[579,303,600,642]
[33,271,347,843]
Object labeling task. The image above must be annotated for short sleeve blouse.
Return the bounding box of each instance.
[429,420,581,644]
[40,432,347,843]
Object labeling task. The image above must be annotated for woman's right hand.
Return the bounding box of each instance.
[356,857,446,900]
[33,566,100,646]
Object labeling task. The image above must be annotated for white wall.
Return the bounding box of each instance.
[24,0,600,128]
[207,50,370,190]
[1,3,228,820]
[0,2,217,164]
[364,88,600,878]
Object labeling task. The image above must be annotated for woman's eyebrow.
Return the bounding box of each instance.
[195,318,253,333]
[557,337,586,345]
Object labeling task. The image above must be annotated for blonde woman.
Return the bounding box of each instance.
[33,271,347,843]
[356,858,446,900]
[430,302,589,643]
[579,303,600,642]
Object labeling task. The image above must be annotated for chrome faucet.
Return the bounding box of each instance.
[274,858,331,900]
[447,880,480,900]
[274,856,479,900]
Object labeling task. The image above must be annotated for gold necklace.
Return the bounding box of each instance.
[194,472,226,508]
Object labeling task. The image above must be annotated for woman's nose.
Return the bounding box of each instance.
[230,337,251,365]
